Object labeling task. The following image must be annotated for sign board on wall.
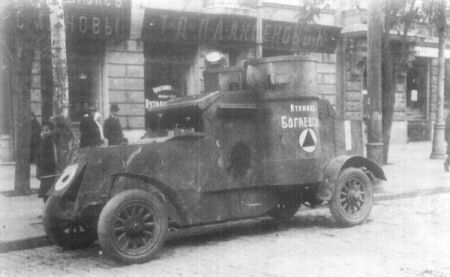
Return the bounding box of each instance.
[145,85,177,110]
[142,10,340,53]
[415,46,450,59]
[62,0,131,42]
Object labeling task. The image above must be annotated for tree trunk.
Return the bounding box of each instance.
[430,29,446,158]
[11,36,35,194]
[381,14,395,164]
[366,0,384,166]
[49,0,69,118]
[40,12,53,123]
[48,0,73,171]
[381,0,416,164]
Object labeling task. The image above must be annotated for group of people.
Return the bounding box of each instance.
[34,104,124,202]
[79,103,124,148]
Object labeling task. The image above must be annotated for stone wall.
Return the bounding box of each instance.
[316,53,338,106]
[343,68,362,120]
[106,40,145,129]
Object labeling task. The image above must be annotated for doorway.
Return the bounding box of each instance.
[67,54,102,122]
[406,59,429,141]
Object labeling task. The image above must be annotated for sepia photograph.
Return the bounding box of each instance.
[0,0,449,276]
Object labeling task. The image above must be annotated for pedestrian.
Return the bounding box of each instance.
[37,122,57,202]
[30,112,41,164]
[444,111,450,172]
[94,111,105,145]
[104,104,124,146]
[79,106,102,148]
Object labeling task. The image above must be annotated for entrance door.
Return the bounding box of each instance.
[406,59,429,141]
[68,54,102,122]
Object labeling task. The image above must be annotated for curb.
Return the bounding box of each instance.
[2,186,450,253]
[374,186,450,202]
[0,236,51,253]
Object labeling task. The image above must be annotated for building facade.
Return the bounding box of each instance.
[0,0,449,161]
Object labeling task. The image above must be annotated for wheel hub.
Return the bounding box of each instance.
[125,219,144,237]
[340,179,367,215]
[348,190,361,204]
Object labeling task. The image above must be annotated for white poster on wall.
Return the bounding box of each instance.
[411,90,418,102]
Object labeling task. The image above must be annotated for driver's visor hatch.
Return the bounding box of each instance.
[146,91,220,133]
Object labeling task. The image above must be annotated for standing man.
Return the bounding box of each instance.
[445,111,450,172]
[104,104,124,146]
[37,122,57,202]
[30,112,41,164]
[79,106,102,148]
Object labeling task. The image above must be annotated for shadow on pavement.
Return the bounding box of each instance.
[41,210,343,266]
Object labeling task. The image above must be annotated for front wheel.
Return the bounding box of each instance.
[43,196,97,249]
[329,168,373,226]
[97,190,168,264]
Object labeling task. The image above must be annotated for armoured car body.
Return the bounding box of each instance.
[44,56,386,264]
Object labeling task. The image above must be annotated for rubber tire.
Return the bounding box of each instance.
[43,196,97,249]
[329,167,373,227]
[97,190,168,264]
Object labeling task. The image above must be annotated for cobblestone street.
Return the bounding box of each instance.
[1,193,450,277]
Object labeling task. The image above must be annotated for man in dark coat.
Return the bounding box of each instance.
[79,107,102,148]
[30,112,41,164]
[445,111,450,172]
[37,122,57,202]
[104,104,124,146]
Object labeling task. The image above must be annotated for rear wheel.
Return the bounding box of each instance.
[43,196,97,249]
[97,190,168,264]
[329,168,373,226]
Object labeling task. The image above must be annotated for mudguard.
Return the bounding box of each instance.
[316,155,386,201]
[108,172,189,224]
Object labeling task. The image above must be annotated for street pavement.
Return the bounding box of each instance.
[1,191,450,276]
[0,141,449,253]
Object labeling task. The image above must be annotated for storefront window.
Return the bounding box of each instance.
[67,43,103,122]
[146,61,190,98]
[144,45,196,128]
[406,59,428,120]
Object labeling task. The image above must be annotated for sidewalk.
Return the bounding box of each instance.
[376,142,450,200]
[0,165,49,252]
[0,141,449,253]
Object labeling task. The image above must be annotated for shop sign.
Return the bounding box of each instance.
[415,46,450,59]
[142,10,340,53]
[62,0,131,41]
[145,85,177,110]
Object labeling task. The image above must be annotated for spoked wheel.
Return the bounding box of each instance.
[329,167,373,226]
[44,196,97,249]
[98,190,168,264]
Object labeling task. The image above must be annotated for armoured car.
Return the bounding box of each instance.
[44,55,386,264]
